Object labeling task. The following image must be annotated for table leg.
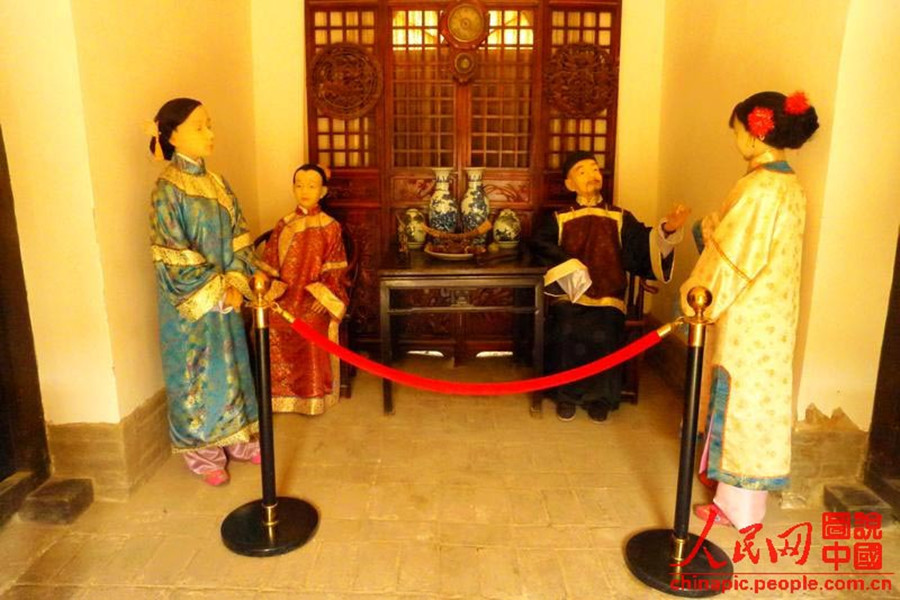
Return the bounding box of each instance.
[382,379,393,415]
[531,283,545,418]
[512,289,527,365]
[380,283,394,415]
[454,313,466,367]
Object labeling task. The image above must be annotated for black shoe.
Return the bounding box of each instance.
[587,404,609,423]
[556,401,576,422]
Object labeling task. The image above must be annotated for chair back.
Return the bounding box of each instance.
[341,227,360,298]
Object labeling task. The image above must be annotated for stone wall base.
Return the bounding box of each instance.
[46,389,169,501]
[784,406,867,509]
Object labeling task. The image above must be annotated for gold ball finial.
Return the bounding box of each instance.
[686,286,712,317]
[252,271,270,296]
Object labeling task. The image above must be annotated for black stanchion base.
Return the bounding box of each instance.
[625,529,733,598]
[221,497,319,557]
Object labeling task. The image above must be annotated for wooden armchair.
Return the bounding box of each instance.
[620,272,658,404]
[337,229,360,398]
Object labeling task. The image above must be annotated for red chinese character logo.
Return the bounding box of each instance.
[672,505,727,569]
[766,521,812,565]
[822,511,851,540]
[677,513,816,569]
[853,542,883,570]
[733,523,763,564]
[822,542,852,571]
[852,512,883,540]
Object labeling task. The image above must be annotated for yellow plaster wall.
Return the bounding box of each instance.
[251,0,308,233]
[0,1,119,423]
[0,0,258,423]
[615,0,665,225]
[70,0,258,420]
[653,0,898,430]
[794,1,900,429]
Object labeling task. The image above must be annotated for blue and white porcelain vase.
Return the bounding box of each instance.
[460,167,489,245]
[401,208,427,249]
[428,168,458,234]
[492,208,522,249]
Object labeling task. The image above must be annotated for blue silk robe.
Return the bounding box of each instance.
[150,154,258,452]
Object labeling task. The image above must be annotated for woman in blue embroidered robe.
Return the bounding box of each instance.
[148,98,259,485]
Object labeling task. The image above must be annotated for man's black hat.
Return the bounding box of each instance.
[561,150,598,179]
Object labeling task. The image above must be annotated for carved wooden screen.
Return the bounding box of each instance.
[304,1,622,352]
[308,8,379,168]
[306,3,384,343]
[388,9,535,170]
[542,3,620,206]
[383,3,540,274]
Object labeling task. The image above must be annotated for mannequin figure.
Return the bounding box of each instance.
[148,98,260,486]
[262,164,349,415]
[530,151,689,422]
[683,91,819,529]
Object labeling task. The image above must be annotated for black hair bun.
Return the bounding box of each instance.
[782,107,819,149]
[733,91,819,150]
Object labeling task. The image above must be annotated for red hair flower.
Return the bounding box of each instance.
[747,107,775,140]
[784,91,810,115]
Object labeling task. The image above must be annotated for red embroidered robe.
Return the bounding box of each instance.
[263,206,348,415]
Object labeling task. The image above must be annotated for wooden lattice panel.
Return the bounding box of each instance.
[310,9,378,168]
[310,43,383,121]
[546,7,618,172]
[391,10,454,168]
[470,10,534,169]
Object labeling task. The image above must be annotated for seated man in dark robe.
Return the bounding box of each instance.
[529,151,689,422]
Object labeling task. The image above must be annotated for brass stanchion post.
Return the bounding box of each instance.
[221,273,319,557]
[624,287,733,597]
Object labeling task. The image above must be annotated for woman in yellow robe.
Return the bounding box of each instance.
[682,91,819,529]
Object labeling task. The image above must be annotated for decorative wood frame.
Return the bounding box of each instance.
[545,42,617,118]
[309,42,384,120]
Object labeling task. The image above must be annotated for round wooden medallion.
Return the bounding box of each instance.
[439,0,489,50]
[545,43,618,118]
[309,43,383,120]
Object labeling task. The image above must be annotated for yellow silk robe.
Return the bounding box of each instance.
[681,152,806,490]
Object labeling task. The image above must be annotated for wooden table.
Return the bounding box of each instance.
[378,249,546,416]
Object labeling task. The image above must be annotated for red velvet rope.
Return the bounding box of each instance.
[285,314,664,396]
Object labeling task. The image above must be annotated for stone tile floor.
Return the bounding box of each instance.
[1,357,897,599]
